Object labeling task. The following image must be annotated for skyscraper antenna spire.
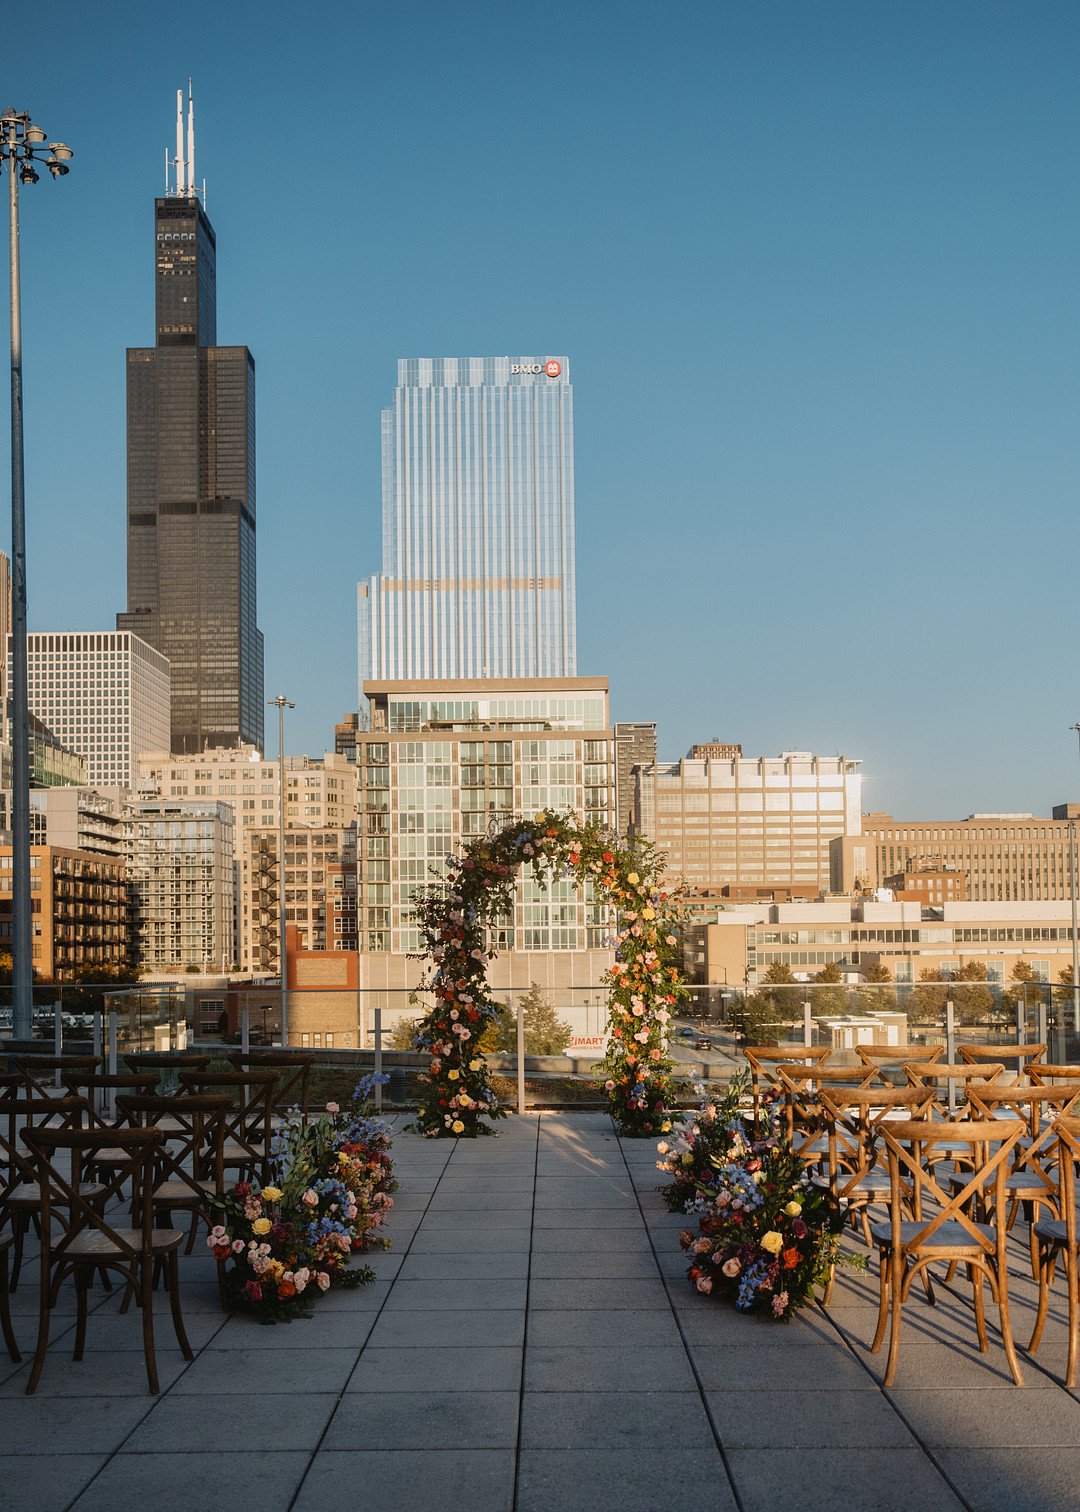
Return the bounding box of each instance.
[167,81,204,205]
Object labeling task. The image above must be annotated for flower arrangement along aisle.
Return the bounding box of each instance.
[656,1073,750,1211]
[409,809,684,1138]
[208,1074,397,1319]
[671,1088,861,1320]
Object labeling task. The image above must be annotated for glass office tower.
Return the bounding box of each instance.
[358,356,577,694]
[119,183,264,754]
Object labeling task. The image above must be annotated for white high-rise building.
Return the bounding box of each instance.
[16,632,170,790]
[358,356,577,696]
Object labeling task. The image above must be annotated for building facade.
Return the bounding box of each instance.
[354,678,615,992]
[358,356,576,693]
[127,800,235,973]
[688,897,1080,992]
[240,825,358,973]
[614,721,656,839]
[136,747,357,837]
[837,811,1080,902]
[118,108,264,755]
[18,632,170,789]
[0,845,127,980]
[636,750,862,895]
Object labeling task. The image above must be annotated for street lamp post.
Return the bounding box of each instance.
[269,695,294,1047]
[1,112,72,1041]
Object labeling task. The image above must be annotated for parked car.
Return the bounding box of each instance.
[695,1036,712,1051]
[677,1026,695,1039]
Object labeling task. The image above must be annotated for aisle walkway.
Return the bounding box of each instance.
[3,1114,1080,1510]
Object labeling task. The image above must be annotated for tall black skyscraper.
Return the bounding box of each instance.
[119,88,264,754]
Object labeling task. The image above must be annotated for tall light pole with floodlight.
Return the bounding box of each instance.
[1,111,72,1041]
[269,695,294,1045]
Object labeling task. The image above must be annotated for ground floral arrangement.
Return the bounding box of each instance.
[411,809,684,1137]
[208,1074,397,1319]
[660,1076,860,1320]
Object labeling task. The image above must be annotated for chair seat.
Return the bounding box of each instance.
[844,1169,892,1197]
[1033,1217,1080,1250]
[65,1227,185,1260]
[871,1218,995,1251]
[949,1168,1055,1200]
[222,1140,262,1165]
[3,1180,106,1208]
[151,1179,218,1205]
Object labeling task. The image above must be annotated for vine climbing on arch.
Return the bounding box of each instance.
[410,810,684,1137]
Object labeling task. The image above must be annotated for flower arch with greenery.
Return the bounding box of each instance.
[410,809,683,1137]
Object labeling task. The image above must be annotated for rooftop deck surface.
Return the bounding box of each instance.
[3,1112,1080,1512]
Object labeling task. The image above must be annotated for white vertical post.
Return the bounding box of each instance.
[53,999,62,1064]
[1016,999,1026,1046]
[1037,996,1048,1051]
[240,1007,250,1056]
[945,1000,956,1115]
[803,1000,813,1050]
[374,1005,382,1112]
[517,994,526,1116]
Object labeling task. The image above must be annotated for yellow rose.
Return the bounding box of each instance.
[469,1059,482,1071]
[451,1119,465,1133]
[267,1259,284,1280]
[760,1231,784,1255]
[627,872,639,885]
[534,813,546,823]
[260,1186,283,1204]
[448,1069,460,1081]
[642,908,655,920]
[251,1217,272,1235]
[784,1201,803,1217]
[660,1121,671,1133]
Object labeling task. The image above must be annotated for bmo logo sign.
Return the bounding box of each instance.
[511,359,563,378]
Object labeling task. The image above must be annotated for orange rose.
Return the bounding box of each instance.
[782,1248,800,1270]
[278,1280,297,1299]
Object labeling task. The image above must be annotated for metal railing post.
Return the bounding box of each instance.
[53,999,62,1069]
[1016,999,1026,1047]
[1037,997,1048,1050]
[517,993,527,1117]
[945,1001,956,1115]
[802,1000,813,1049]
[374,1006,382,1112]
[240,1007,250,1056]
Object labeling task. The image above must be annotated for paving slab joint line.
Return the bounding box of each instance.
[510,1115,541,1512]
[283,1125,457,1512]
[815,1278,986,1512]
[614,1126,746,1512]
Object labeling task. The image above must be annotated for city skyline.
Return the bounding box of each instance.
[4,1,1079,816]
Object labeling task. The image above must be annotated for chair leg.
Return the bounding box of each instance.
[141,1257,159,1395]
[167,1252,193,1361]
[1067,1246,1079,1391]
[1028,1244,1054,1354]
[0,1246,21,1364]
[883,1251,904,1388]
[871,1245,889,1354]
[997,1272,1024,1387]
[73,1271,90,1362]
[972,1265,988,1354]
[25,1256,54,1395]
[10,1213,27,1291]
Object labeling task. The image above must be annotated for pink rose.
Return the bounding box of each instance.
[326,1102,340,1114]
[696,1275,713,1294]
[301,1190,319,1207]
[722,1258,741,1278]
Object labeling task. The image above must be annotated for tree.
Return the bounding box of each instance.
[810,961,849,1018]
[911,968,948,1026]
[740,962,800,1044]
[489,984,573,1056]
[1004,959,1044,1016]
[861,960,897,1017]
[389,1016,422,1051]
[950,960,995,1027]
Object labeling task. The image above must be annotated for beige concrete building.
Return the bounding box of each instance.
[687,897,1080,990]
[137,747,357,835]
[614,722,656,838]
[832,811,1079,902]
[0,845,127,980]
[636,750,862,895]
[355,677,617,1002]
[127,801,235,974]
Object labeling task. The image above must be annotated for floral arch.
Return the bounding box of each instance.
[411,810,683,1137]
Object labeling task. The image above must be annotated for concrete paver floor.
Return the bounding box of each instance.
[3,1113,1080,1511]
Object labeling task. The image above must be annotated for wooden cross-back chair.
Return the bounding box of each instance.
[123,1053,211,1095]
[227,1051,315,1126]
[10,1054,99,1097]
[958,1043,1047,1085]
[178,1068,277,1185]
[744,1045,830,1122]
[0,1093,96,1290]
[774,1064,883,1168]
[20,1125,193,1394]
[817,1085,936,1248]
[960,1081,1080,1274]
[1028,1115,1080,1386]
[870,1118,1028,1388]
[116,1093,230,1254]
[1028,1064,1080,1087]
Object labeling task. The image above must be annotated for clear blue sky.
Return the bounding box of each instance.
[5,0,1079,817]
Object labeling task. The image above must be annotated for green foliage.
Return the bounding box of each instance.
[810,961,849,1018]
[861,960,897,1015]
[950,960,995,1026]
[488,984,573,1056]
[388,1017,422,1051]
